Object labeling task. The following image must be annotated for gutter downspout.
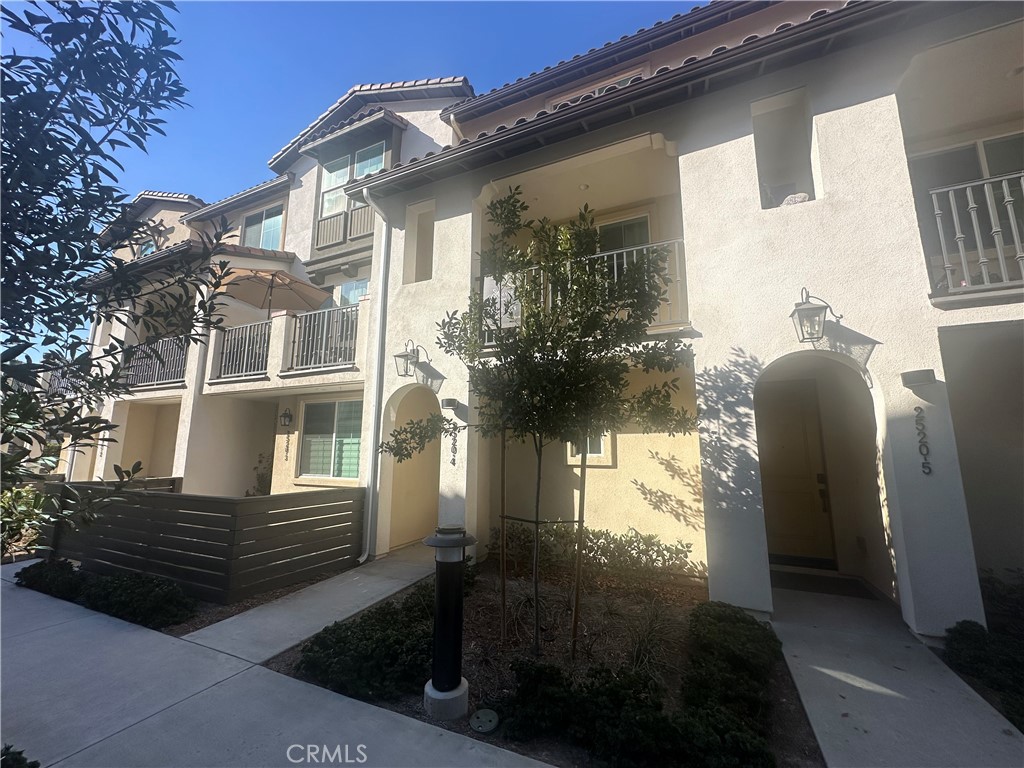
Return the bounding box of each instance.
[359,186,392,563]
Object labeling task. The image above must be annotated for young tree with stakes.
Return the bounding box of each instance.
[380,187,696,656]
[1,2,231,557]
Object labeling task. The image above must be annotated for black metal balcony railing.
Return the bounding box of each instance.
[216,320,271,379]
[928,172,1024,295]
[290,305,359,370]
[122,336,188,388]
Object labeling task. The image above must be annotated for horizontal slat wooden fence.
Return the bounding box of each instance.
[52,485,364,604]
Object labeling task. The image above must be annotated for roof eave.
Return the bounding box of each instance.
[181,174,293,223]
[348,1,921,198]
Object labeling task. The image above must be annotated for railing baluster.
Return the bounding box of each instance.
[948,189,973,288]
[965,186,991,284]
[931,191,956,291]
[1003,179,1024,280]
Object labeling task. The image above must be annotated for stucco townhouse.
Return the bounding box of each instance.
[67,0,1023,638]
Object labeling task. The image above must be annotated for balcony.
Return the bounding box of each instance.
[289,305,359,371]
[216,320,271,379]
[482,239,687,342]
[122,336,188,388]
[314,205,374,249]
[208,303,366,392]
[924,172,1024,306]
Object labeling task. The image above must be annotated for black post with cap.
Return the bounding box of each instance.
[422,524,476,719]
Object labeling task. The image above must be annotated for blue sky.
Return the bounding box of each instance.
[114,1,698,204]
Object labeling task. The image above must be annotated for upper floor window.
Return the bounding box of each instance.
[242,204,284,250]
[137,239,157,257]
[321,156,351,218]
[336,278,369,306]
[354,141,385,179]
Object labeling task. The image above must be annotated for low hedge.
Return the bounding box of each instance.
[1,745,40,768]
[944,619,1024,731]
[15,559,196,629]
[504,601,782,768]
[298,580,434,701]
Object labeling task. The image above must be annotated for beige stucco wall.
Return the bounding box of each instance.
[390,98,459,162]
[495,368,706,572]
[386,386,442,549]
[673,13,1021,633]
[110,200,200,262]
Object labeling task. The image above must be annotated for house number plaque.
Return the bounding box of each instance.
[913,406,932,475]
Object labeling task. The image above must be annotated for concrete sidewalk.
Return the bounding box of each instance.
[1,561,545,768]
[772,586,1023,768]
[184,545,435,663]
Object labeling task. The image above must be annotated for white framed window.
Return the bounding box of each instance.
[354,141,385,179]
[567,432,615,467]
[242,204,284,249]
[137,239,157,257]
[320,155,351,218]
[299,400,362,479]
[547,68,647,110]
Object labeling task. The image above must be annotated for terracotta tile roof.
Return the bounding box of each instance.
[439,1,773,122]
[298,105,410,150]
[182,174,293,222]
[268,76,475,173]
[347,1,906,196]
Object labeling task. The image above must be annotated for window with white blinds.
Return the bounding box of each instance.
[299,400,362,479]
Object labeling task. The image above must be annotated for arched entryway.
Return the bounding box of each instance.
[754,353,895,598]
[379,385,442,551]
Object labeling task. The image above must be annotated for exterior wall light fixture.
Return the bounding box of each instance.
[278,408,293,428]
[791,287,843,344]
[394,340,420,377]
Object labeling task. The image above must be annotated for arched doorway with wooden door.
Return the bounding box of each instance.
[754,352,896,600]
[378,384,442,552]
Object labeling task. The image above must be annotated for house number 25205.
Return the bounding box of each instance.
[913,406,932,475]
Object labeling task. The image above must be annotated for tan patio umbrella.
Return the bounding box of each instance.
[219,269,331,319]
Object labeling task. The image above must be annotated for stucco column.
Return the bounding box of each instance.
[880,374,986,635]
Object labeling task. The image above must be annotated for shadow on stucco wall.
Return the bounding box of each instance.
[630,450,705,533]
[695,348,765,524]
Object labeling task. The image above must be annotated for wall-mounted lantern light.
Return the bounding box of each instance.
[790,287,843,344]
[394,340,420,377]
[279,408,293,428]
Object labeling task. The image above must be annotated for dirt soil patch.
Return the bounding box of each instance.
[265,561,825,767]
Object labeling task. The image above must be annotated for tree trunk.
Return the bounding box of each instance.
[499,427,507,644]
[570,436,588,659]
[532,437,543,656]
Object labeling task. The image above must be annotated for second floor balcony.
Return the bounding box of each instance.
[122,336,188,388]
[924,171,1024,304]
[208,303,366,391]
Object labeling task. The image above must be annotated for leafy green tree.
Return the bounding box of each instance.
[381,188,696,655]
[1,2,229,557]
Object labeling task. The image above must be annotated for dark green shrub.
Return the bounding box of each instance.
[944,619,1024,731]
[944,620,992,680]
[503,658,575,741]
[1,744,40,768]
[14,558,85,600]
[687,602,782,690]
[79,571,196,628]
[299,598,431,701]
[677,705,776,768]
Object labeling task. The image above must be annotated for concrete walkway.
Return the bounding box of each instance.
[772,586,1023,768]
[1,561,546,768]
[185,545,435,663]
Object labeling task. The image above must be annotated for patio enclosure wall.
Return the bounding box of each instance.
[50,484,364,603]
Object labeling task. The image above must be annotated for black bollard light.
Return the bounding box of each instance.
[422,524,476,720]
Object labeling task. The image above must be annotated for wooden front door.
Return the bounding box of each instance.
[756,378,837,568]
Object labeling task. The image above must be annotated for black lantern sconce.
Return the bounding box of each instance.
[279,408,293,428]
[790,287,843,344]
[394,340,420,378]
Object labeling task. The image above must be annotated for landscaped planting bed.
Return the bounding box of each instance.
[268,529,825,768]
